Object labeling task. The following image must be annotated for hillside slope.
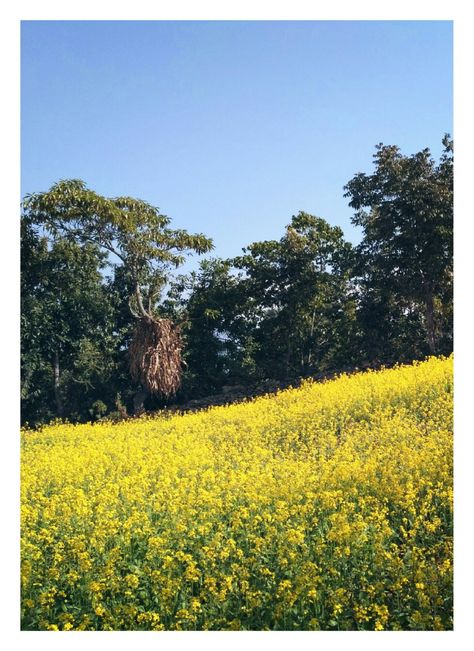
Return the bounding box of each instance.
[21,355,453,631]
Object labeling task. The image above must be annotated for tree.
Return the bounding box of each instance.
[165,258,256,398]
[23,180,213,412]
[233,212,356,379]
[344,136,453,358]
[21,219,121,425]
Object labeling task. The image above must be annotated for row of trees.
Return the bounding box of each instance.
[21,137,453,426]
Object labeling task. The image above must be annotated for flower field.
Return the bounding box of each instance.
[21,356,453,631]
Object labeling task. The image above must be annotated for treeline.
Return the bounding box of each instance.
[21,137,453,427]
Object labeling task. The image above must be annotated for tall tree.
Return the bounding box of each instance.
[344,136,453,357]
[21,220,121,425]
[234,212,356,379]
[23,180,213,412]
[165,258,255,398]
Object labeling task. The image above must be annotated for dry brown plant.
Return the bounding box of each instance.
[129,317,183,397]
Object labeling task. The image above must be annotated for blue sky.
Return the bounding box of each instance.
[21,20,452,270]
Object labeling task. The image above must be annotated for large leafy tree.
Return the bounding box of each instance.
[22,180,213,412]
[21,220,122,425]
[233,212,356,379]
[344,136,453,357]
[165,258,256,398]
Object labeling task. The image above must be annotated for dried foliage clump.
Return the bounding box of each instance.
[129,317,183,398]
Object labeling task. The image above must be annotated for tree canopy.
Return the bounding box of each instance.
[23,179,213,319]
[344,135,453,357]
[233,212,356,378]
[20,137,453,426]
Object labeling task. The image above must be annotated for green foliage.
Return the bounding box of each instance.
[21,220,125,426]
[23,179,213,318]
[21,181,214,422]
[164,258,254,398]
[20,137,453,426]
[344,135,453,359]
[89,400,108,421]
[233,212,357,379]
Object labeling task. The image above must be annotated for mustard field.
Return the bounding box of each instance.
[21,356,453,631]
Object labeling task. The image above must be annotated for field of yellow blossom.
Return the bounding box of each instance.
[21,355,453,631]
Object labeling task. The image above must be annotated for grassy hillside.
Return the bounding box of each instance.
[21,356,453,631]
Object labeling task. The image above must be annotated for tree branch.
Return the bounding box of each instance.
[135,284,150,319]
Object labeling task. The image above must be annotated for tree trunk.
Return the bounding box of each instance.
[307,308,316,369]
[424,285,437,355]
[135,283,149,318]
[53,349,64,418]
[285,337,292,379]
[133,387,149,415]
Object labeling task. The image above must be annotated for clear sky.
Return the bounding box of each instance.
[21,20,452,269]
